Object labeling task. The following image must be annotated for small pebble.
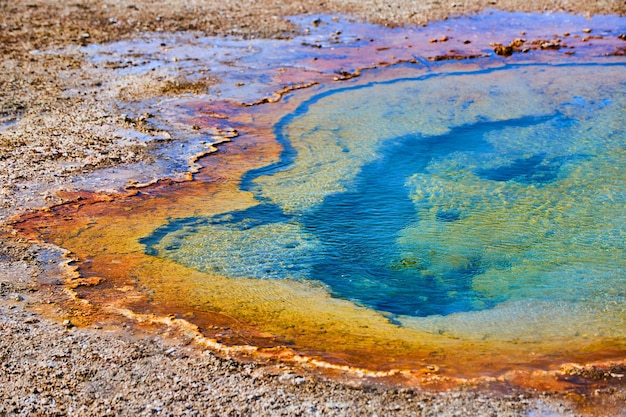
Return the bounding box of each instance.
[62,319,73,328]
[426,365,439,372]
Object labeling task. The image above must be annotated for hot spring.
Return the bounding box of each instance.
[141,62,625,349]
[15,12,626,387]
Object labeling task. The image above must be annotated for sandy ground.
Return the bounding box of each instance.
[1,1,625,415]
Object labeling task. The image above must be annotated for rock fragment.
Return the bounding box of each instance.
[494,45,514,56]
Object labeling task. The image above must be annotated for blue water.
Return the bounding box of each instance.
[299,115,561,316]
[142,62,625,320]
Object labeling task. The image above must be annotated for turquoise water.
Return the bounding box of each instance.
[143,63,625,322]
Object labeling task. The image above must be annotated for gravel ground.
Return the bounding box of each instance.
[1,1,625,415]
[0,298,570,417]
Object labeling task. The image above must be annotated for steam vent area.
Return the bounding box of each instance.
[2,6,626,416]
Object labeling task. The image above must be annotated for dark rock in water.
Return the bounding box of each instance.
[476,154,561,184]
[436,210,461,222]
[429,53,489,61]
[541,41,561,50]
[494,45,514,56]
[607,46,626,56]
